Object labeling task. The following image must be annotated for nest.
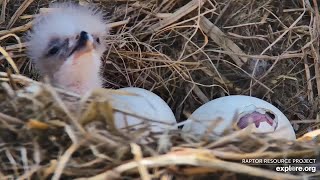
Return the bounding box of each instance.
[0,0,320,179]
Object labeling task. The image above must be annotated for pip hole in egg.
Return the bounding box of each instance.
[237,110,278,131]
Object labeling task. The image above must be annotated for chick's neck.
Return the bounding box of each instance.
[53,52,103,95]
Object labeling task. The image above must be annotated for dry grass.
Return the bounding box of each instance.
[0,0,320,179]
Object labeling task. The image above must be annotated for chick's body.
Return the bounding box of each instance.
[27,2,108,94]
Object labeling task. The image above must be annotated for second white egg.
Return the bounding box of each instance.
[110,87,177,132]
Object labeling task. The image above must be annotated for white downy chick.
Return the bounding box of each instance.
[26,2,109,94]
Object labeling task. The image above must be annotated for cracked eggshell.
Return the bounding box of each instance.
[182,95,296,140]
[111,87,177,132]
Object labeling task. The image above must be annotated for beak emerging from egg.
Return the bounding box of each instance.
[237,110,278,131]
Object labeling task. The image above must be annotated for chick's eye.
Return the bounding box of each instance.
[48,46,59,55]
[96,37,100,43]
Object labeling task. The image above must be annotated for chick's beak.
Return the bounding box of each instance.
[70,31,94,60]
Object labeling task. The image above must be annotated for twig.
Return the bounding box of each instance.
[80,148,302,180]
[147,0,206,33]
[51,141,83,180]
[6,0,34,29]
[0,0,7,24]
[199,16,247,66]
[0,21,33,36]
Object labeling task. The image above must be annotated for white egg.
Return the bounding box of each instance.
[110,87,177,132]
[182,95,296,140]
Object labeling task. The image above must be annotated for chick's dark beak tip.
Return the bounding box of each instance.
[69,31,92,57]
[78,31,89,46]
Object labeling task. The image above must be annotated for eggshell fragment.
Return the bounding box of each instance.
[111,87,177,132]
[182,95,296,140]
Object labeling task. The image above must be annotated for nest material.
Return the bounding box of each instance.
[0,0,320,179]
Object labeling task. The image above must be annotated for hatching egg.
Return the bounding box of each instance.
[111,87,177,132]
[182,95,296,140]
